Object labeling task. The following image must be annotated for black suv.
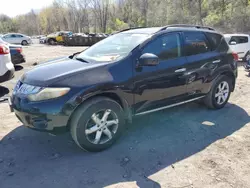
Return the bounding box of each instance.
[11,25,238,152]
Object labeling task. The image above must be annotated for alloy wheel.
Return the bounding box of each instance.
[85,109,119,145]
[215,81,229,105]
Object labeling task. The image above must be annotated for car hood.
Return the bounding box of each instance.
[21,57,107,87]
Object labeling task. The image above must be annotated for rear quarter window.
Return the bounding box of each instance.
[206,32,229,52]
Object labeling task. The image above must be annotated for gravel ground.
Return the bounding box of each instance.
[0,45,250,188]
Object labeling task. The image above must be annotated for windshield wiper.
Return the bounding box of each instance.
[69,52,81,59]
[75,57,90,63]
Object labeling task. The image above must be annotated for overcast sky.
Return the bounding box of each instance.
[0,0,53,17]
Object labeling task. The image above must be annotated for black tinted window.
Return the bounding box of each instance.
[218,38,229,52]
[183,32,211,56]
[230,36,249,44]
[142,33,181,60]
[206,33,222,50]
[206,32,229,52]
[16,35,23,38]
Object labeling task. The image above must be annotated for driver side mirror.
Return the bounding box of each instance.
[138,53,159,67]
[229,41,237,45]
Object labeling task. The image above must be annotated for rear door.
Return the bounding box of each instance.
[182,31,222,96]
[133,32,188,114]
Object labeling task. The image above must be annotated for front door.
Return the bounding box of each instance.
[3,34,15,44]
[133,32,188,114]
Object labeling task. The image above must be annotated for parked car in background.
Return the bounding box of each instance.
[39,36,47,44]
[224,34,250,61]
[0,39,14,83]
[46,31,72,45]
[11,25,238,152]
[0,37,25,65]
[2,33,31,45]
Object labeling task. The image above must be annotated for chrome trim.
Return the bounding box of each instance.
[212,59,221,64]
[175,68,186,73]
[135,96,205,116]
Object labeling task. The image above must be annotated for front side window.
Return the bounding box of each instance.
[142,33,181,60]
[4,34,11,38]
[77,33,150,63]
[183,32,211,56]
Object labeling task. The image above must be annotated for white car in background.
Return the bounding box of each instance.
[224,34,250,61]
[0,40,14,83]
[1,33,32,46]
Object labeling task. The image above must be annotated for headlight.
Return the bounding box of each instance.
[27,87,70,102]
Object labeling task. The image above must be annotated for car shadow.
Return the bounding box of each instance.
[0,86,10,98]
[0,103,249,188]
[14,65,24,71]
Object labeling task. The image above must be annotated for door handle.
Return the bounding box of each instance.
[175,68,186,73]
[212,59,221,64]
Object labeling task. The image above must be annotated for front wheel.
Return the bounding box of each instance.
[21,40,28,45]
[48,38,56,45]
[70,97,125,152]
[204,75,232,109]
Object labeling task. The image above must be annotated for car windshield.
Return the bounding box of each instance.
[224,36,231,43]
[77,33,150,62]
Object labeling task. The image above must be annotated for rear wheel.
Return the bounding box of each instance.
[204,75,232,109]
[244,51,250,62]
[70,97,125,152]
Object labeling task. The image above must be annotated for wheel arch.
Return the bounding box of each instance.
[220,71,236,91]
[66,92,132,130]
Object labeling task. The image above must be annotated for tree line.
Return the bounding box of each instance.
[0,0,250,36]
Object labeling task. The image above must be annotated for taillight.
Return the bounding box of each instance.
[232,52,239,61]
[0,45,10,55]
[16,48,22,53]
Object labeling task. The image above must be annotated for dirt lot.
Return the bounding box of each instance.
[0,45,250,188]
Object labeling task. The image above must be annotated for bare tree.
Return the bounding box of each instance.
[90,0,110,33]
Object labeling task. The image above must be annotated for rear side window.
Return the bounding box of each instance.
[206,32,229,52]
[229,36,249,44]
[183,32,211,56]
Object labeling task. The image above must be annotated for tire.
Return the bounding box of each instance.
[204,75,232,109]
[244,51,250,62]
[70,97,125,152]
[48,38,56,45]
[21,40,28,45]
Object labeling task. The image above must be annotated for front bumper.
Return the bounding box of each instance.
[11,95,71,134]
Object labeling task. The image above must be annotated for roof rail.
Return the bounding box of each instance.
[160,24,215,31]
[111,27,148,35]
